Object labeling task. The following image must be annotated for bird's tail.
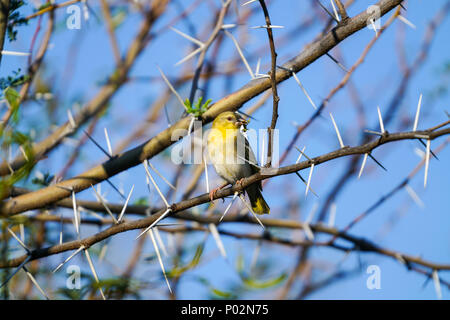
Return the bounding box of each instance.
[247,185,270,215]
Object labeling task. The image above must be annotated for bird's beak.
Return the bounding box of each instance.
[235,118,248,127]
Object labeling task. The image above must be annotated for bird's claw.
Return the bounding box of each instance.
[209,187,223,201]
[236,178,245,188]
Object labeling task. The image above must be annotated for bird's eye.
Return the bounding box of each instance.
[227,117,232,121]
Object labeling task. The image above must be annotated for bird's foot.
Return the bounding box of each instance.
[209,182,232,201]
[235,178,245,188]
[209,188,219,201]
[209,185,226,201]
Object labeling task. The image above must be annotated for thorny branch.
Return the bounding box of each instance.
[1,123,449,274]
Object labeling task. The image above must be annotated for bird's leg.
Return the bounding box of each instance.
[209,182,230,201]
[235,178,245,188]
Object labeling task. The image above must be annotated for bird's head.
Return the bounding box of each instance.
[212,111,248,132]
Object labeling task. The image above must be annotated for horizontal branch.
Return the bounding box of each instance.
[1,123,449,274]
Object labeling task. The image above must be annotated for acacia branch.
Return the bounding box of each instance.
[1,123,449,271]
[258,0,279,166]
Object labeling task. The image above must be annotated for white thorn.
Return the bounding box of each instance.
[330,0,341,21]
[397,15,416,29]
[224,30,255,79]
[170,27,204,47]
[303,223,315,241]
[358,153,369,179]
[136,208,172,240]
[84,248,106,300]
[395,253,407,265]
[255,58,261,76]
[154,227,168,257]
[305,163,315,198]
[67,109,76,128]
[187,115,195,136]
[364,129,383,136]
[82,0,89,20]
[149,229,172,293]
[24,269,50,300]
[117,185,134,223]
[208,223,227,258]
[1,50,30,56]
[237,155,262,168]
[241,0,257,6]
[143,161,170,208]
[98,243,108,262]
[306,202,318,224]
[328,203,337,227]
[59,213,63,245]
[413,93,423,131]
[330,113,345,148]
[148,161,176,191]
[174,45,204,66]
[250,25,284,29]
[104,128,113,156]
[7,227,29,252]
[291,72,318,110]
[19,224,25,243]
[157,66,186,111]
[424,139,430,188]
[221,24,237,29]
[295,146,306,164]
[90,185,117,224]
[414,147,426,159]
[253,74,271,79]
[82,207,105,221]
[19,146,29,161]
[239,194,265,229]
[377,106,385,133]
[52,246,85,273]
[404,184,424,208]
[370,18,378,37]
[71,191,80,235]
[219,192,239,222]
[432,270,442,300]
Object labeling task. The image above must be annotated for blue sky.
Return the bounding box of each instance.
[2,0,449,299]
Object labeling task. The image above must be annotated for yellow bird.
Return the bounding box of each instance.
[207,111,270,214]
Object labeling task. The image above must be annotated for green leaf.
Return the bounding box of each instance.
[112,9,127,29]
[196,276,238,299]
[242,273,287,289]
[4,87,20,122]
[167,243,204,278]
[7,1,28,42]
[210,287,237,299]
[235,252,245,274]
[134,197,148,206]
[184,97,212,117]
